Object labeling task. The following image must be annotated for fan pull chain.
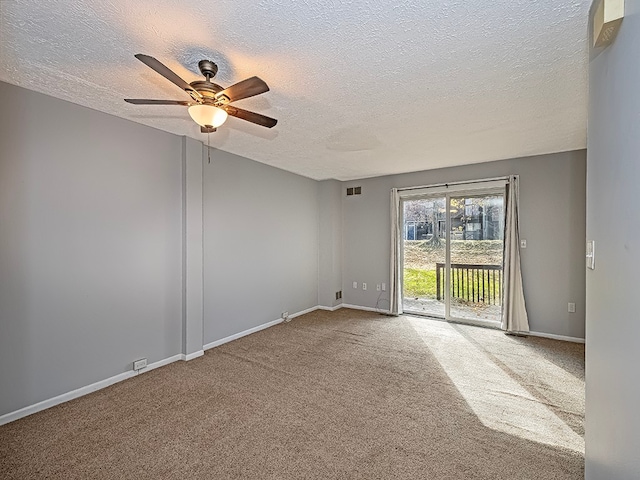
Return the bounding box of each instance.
[207,131,211,164]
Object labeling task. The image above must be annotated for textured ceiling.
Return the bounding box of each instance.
[0,0,590,181]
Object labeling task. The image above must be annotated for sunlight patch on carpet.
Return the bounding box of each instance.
[407,317,584,454]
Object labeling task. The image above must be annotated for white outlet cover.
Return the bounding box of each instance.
[362,283,367,290]
[133,358,147,371]
[382,283,386,291]
[520,239,527,248]
[353,281,357,289]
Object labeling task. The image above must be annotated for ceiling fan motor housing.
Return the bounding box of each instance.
[198,60,218,79]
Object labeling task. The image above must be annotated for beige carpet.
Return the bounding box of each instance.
[0,309,585,479]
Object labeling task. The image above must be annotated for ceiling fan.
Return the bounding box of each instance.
[125,54,277,133]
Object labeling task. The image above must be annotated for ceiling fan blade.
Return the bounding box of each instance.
[223,105,278,128]
[134,54,202,100]
[215,77,269,103]
[125,99,191,105]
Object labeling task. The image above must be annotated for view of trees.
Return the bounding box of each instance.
[403,196,503,243]
[402,195,505,322]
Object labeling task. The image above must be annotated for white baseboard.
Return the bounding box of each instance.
[289,305,320,318]
[528,331,585,344]
[204,318,283,350]
[0,353,185,426]
[202,305,330,351]
[9,302,523,426]
[1,306,324,426]
[345,306,584,343]
[183,350,204,361]
[137,354,184,373]
[317,304,343,312]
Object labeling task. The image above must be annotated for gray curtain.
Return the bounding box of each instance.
[390,188,402,316]
[501,175,530,333]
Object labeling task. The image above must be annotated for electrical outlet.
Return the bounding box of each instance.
[376,284,381,291]
[133,358,147,371]
[282,311,289,320]
[520,239,527,248]
[382,283,386,291]
[353,281,357,289]
[362,283,367,290]
[568,303,576,313]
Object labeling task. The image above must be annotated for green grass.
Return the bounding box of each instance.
[404,267,502,305]
[403,268,438,298]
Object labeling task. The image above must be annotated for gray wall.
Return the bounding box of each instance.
[342,150,586,338]
[0,80,322,418]
[318,180,344,308]
[182,137,205,356]
[586,2,640,478]
[0,82,183,416]
[203,149,319,343]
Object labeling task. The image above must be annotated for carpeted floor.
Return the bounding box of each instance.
[0,309,585,479]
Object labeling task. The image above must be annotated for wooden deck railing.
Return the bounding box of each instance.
[436,263,503,305]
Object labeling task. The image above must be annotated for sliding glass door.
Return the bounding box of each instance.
[401,187,505,326]
[448,193,504,324]
[402,196,446,318]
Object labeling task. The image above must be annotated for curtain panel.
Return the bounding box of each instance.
[501,175,530,333]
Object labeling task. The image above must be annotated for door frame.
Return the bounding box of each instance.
[399,180,507,327]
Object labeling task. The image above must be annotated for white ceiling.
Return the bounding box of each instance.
[0,0,590,181]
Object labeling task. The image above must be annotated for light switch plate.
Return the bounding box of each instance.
[586,241,595,270]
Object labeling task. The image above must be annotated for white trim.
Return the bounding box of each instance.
[183,350,204,361]
[137,354,184,373]
[289,305,319,318]
[202,305,340,351]
[341,303,391,314]
[527,331,585,344]
[0,353,184,426]
[0,307,583,426]
[350,304,586,344]
[1,306,322,425]
[317,304,343,311]
[204,318,283,350]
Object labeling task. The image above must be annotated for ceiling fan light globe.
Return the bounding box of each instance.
[188,105,228,128]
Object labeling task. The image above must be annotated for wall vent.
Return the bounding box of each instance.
[336,291,342,300]
[346,187,362,196]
